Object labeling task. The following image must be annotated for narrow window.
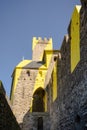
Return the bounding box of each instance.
[26,70,30,76]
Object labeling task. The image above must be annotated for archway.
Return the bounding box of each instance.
[32,87,45,112]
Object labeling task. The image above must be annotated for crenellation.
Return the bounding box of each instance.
[33,37,52,44]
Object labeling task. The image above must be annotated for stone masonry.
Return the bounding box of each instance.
[1,1,87,130]
[49,1,87,130]
[0,81,21,130]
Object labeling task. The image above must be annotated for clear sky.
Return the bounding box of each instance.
[0,0,81,96]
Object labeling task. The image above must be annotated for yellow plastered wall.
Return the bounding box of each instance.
[32,39,53,112]
[32,68,47,112]
[53,60,57,101]
[39,38,53,61]
[32,37,53,61]
[32,38,53,93]
[71,5,81,72]
[32,37,53,51]
[33,69,47,93]
[45,38,53,50]
[43,92,47,112]
[44,51,53,67]
[10,60,31,103]
[32,57,52,111]
[32,37,38,51]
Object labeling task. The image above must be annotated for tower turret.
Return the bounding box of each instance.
[32,37,52,61]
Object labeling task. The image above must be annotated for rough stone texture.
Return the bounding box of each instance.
[23,112,50,130]
[80,0,87,7]
[12,69,38,125]
[49,35,71,130]
[12,2,87,130]
[12,51,59,130]
[32,41,47,61]
[49,4,87,130]
[44,51,60,89]
[1,1,87,130]
[0,81,21,130]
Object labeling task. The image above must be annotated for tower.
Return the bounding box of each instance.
[10,37,59,130]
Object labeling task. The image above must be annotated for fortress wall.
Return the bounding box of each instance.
[80,1,87,61]
[0,81,21,130]
[50,2,87,130]
[50,35,71,130]
[1,1,87,130]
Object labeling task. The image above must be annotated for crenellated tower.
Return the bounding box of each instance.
[10,37,59,130]
[32,37,52,61]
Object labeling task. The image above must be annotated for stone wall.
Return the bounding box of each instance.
[12,69,38,126]
[50,2,87,130]
[0,81,21,130]
[2,1,87,130]
[23,112,50,130]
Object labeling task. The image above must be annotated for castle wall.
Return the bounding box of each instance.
[5,1,87,130]
[23,112,50,130]
[48,35,71,130]
[50,3,87,130]
[10,36,59,130]
[0,81,21,130]
[32,37,53,61]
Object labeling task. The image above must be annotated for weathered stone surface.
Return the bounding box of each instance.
[0,81,21,130]
[80,0,87,7]
[12,69,38,125]
[1,1,87,130]
[23,112,50,130]
[50,3,87,130]
[12,2,87,130]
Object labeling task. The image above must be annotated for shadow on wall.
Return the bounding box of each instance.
[21,110,50,130]
[32,87,45,112]
[0,81,21,130]
[20,87,50,130]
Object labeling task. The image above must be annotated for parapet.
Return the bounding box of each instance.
[32,37,52,50]
[32,37,53,61]
[33,37,52,43]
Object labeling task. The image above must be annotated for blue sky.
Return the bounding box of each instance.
[0,0,81,96]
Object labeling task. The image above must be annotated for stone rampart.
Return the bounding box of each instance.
[0,81,21,130]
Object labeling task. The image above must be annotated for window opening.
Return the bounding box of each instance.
[26,70,30,76]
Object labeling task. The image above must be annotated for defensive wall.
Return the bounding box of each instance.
[0,81,21,130]
[50,1,87,129]
[0,0,87,130]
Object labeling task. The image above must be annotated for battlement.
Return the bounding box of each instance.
[32,37,53,61]
[33,37,52,43]
[32,37,52,51]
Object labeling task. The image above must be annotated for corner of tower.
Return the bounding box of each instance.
[32,37,38,51]
[32,37,53,61]
[32,37,53,50]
